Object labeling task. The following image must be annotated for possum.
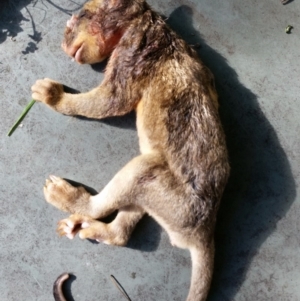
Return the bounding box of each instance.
[31,0,230,300]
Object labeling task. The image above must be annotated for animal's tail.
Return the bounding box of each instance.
[186,242,215,301]
[53,273,69,301]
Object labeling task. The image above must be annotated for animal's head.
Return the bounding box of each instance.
[62,0,147,64]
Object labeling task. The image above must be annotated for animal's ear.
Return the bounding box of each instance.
[66,15,78,30]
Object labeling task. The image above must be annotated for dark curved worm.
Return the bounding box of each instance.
[53,273,70,301]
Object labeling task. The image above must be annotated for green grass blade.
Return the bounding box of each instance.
[7,99,36,137]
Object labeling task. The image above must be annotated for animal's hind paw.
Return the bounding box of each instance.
[43,175,90,213]
[57,214,95,240]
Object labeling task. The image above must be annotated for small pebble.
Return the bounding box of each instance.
[285,25,293,34]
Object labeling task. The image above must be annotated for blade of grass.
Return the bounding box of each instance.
[7,99,36,137]
[110,275,132,301]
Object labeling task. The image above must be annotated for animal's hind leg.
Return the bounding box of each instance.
[43,153,173,219]
[57,205,144,246]
[44,153,195,237]
[46,153,215,300]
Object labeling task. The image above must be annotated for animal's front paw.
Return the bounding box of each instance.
[31,78,64,107]
[44,176,90,213]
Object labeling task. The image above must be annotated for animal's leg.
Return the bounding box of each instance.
[44,153,215,301]
[43,153,169,219]
[31,77,137,118]
[57,206,144,246]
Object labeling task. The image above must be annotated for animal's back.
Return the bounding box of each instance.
[127,14,230,224]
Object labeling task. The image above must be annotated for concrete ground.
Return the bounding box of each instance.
[0,0,299,300]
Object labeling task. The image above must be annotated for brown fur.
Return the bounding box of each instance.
[31,0,230,300]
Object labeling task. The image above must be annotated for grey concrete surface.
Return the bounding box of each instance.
[0,0,299,300]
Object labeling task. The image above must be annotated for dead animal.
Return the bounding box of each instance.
[32,0,230,300]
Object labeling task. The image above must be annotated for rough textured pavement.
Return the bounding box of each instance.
[0,0,299,300]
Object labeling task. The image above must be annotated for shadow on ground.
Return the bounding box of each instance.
[0,0,41,51]
[0,0,82,52]
[167,5,296,300]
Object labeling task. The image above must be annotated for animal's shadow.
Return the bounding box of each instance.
[74,110,137,130]
[167,5,296,300]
